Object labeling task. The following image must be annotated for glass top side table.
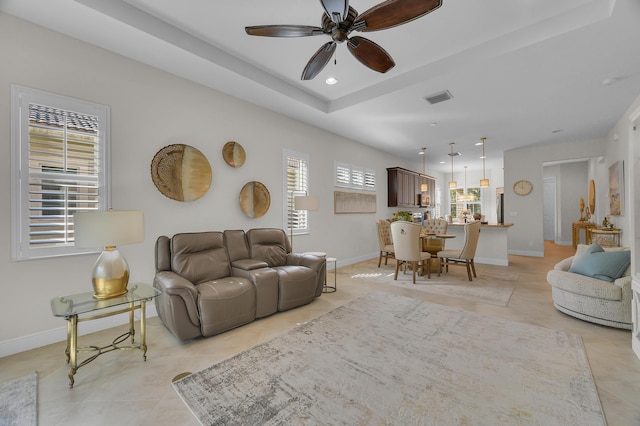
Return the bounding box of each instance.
[50,283,161,388]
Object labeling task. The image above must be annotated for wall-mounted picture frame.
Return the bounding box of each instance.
[334,191,376,214]
[608,160,624,216]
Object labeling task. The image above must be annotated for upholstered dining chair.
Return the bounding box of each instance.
[390,221,432,283]
[437,221,481,281]
[376,219,395,267]
[421,218,449,257]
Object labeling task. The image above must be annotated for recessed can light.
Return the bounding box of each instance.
[325,77,338,85]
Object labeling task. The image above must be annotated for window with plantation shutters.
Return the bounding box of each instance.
[11,85,110,260]
[334,161,376,191]
[283,150,310,235]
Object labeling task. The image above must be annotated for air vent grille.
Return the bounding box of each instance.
[425,90,453,105]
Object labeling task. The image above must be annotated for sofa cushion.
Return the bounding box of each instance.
[171,232,231,284]
[570,242,604,268]
[569,250,631,282]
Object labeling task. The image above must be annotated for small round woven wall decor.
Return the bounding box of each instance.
[239,181,270,218]
[151,144,212,202]
[222,141,246,168]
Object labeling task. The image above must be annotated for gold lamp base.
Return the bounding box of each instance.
[92,246,130,299]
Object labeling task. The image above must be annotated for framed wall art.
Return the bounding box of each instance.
[334,191,376,214]
[608,160,624,216]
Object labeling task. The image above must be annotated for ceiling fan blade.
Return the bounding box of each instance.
[245,25,325,37]
[301,41,337,80]
[354,0,442,32]
[320,0,349,24]
[347,36,395,73]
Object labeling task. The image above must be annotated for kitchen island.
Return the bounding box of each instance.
[443,223,514,266]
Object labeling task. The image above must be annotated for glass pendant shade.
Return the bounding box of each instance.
[448,142,457,189]
[480,137,490,188]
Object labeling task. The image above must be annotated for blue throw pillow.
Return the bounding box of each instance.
[569,250,630,282]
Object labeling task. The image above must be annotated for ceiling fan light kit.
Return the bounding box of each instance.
[245,0,443,80]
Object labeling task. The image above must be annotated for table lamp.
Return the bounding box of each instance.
[74,210,144,299]
[290,195,319,251]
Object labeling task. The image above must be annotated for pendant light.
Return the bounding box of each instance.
[459,166,474,201]
[480,137,489,188]
[448,142,457,189]
[419,147,428,191]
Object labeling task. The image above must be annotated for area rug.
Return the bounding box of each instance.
[173,292,605,425]
[0,371,37,426]
[350,263,518,306]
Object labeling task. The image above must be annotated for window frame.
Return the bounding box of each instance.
[11,85,111,260]
[449,187,482,219]
[283,149,311,236]
[334,161,376,191]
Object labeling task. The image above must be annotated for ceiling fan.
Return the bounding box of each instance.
[245,0,443,81]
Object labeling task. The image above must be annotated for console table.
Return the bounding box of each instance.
[50,283,161,388]
[572,221,597,248]
[588,228,622,247]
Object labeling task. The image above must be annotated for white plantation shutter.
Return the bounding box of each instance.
[284,151,310,234]
[12,85,110,260]
[351,167,365,188]
[333,162,376,191]
[334,162,351,187]
[364,169,376,190]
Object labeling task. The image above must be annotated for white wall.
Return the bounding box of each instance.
[0,13,415,355]
[504,140,607,256]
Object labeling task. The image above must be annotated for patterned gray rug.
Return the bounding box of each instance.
[0,371,37,426]
[173,292,604,425]
[347,260,518,306]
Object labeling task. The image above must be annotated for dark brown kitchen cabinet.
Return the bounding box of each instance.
[387,167,436,208]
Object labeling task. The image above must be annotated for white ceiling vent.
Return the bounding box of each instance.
[425,90,453,105]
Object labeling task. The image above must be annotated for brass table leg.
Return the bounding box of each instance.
[140,299,147,361]
[68,315,78,388]
[129,301,135,344]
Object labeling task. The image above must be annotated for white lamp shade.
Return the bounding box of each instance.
[74,210,144,248]
[294,195,319,211]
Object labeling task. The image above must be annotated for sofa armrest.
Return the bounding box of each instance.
[287,253,325,271]
[231,259,269,271]
[614,275,632,290]
[287,253,327,297]
[554,256,574,271]
[153,271,200,326]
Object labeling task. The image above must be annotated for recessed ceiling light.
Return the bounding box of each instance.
[429,122,438,127]
[439,161,445,164]
[602,77,618,86]
[475,142,483,146]
[552,129,564,134]
[325,77,338,85]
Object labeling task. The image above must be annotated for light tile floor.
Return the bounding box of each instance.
[1,242,639,425]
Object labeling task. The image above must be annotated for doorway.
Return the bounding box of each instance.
[543,177,557,241]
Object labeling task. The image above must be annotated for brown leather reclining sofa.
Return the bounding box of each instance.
[153,228,326,341]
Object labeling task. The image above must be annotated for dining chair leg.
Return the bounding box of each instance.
[412,261,417,284]
[470,259,477,277]
[466,261,473,281]
[394,259,400,280]
[378,252,383,267]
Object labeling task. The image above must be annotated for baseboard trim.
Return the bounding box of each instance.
[508,249,544,257]
[0,305,158,358]
[475,257,509,267]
